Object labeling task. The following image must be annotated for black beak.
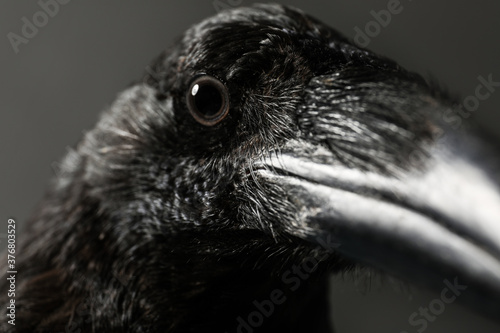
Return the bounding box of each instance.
[255,71,500,321]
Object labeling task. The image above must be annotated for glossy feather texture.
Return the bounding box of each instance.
[1,4,498,333]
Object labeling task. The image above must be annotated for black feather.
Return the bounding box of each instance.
[0,4,474,333]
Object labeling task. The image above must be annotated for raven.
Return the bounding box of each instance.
[1,3,500,332]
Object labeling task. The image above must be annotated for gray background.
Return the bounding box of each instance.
[1,1,499,332]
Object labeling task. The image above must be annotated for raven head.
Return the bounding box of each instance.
[7,4,500,333]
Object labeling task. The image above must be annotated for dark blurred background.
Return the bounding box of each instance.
[1,1,499,332]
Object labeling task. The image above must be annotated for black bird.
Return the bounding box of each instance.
[1,4,500,332]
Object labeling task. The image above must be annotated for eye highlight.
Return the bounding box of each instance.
[186,75,230,126]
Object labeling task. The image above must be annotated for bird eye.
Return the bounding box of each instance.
[186,75,230,126]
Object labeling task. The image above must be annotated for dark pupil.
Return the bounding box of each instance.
[193,83,222,117]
